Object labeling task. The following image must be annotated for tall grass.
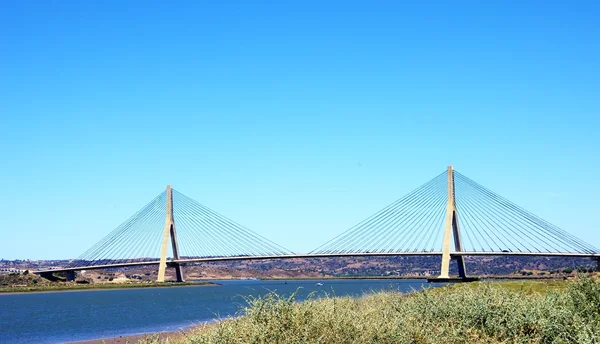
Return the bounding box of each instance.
[143,278,600,343]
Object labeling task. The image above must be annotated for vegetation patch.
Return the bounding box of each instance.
[453,279,568,294]
[141,277,600,344]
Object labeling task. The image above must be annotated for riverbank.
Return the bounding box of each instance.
[70,322,219,344]
[0,274,566,293]
[0,281,219,294]
[259,274,566,281]
[129,278,600,344]
[71,331,187,344]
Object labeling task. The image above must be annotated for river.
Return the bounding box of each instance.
[0,279,437,343]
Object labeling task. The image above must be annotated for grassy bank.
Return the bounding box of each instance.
[259,275,566,281]
[140,278,600,343]
[0,281,218,293]
[453,279,568,294]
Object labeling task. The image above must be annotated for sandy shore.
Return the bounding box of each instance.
[70,321,223,344]
[70,331,183,344]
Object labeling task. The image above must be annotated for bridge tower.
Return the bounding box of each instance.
[157,185,185,282]
[439,166,467,279]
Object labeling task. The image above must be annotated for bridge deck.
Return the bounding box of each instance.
[36,251,600,274]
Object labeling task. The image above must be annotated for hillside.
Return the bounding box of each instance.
[3,256,596,283]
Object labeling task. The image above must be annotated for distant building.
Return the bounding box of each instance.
[113,273,128,282]
[0,268,26,274]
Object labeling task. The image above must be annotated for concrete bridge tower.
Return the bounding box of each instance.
[157,185,185,282]
[439,166,467,279]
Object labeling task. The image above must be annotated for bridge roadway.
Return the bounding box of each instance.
[35,251,600,275]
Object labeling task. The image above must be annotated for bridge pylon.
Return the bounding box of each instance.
[439,166,467,279]
[157,185,185,282]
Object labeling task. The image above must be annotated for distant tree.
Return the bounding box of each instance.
[563,267,573,274]
[526,271,533,276]
[23,270,29,275]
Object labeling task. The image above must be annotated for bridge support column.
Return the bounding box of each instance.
[439,166,467,279]
[157,185,185,282]
[65,271,76,282]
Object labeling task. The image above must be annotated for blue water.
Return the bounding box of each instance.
[0,279,433,344]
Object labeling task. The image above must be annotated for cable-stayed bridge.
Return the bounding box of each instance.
[37,167,599,282]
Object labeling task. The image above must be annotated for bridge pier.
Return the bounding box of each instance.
[174,263,184,282]
[65,270,76,282]
[158,185,186,282]
[439,166,468,280]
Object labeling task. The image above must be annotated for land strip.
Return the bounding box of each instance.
[0,281,218,294]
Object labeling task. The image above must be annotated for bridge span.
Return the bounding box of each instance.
[36,166,599,282]
[38,251,600,281]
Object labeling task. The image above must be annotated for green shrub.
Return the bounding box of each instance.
[162,278,600,344]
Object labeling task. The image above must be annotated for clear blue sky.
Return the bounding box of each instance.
[1,1,599,260]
